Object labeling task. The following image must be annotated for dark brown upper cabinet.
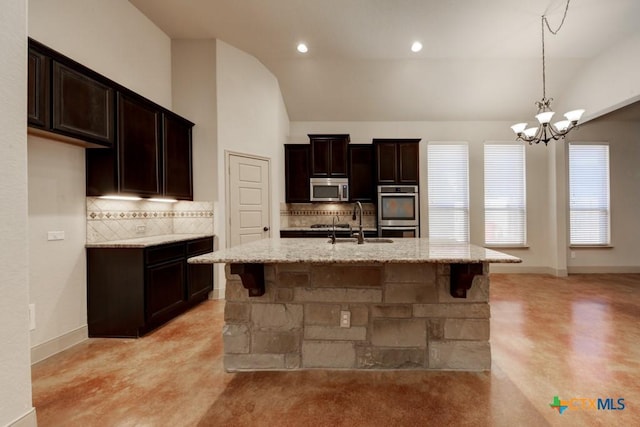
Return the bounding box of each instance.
[309,134,349,177]
[348,144,375,202]
[373,139,421,185]
[86,94,194,200]
[284,144,310,203]
[163,113,193,200]
[117,92,162,197]
[27,46,49,129]
[52,61,114,146]
[28,38,115,147]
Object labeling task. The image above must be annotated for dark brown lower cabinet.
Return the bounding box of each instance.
[87,237,213,338]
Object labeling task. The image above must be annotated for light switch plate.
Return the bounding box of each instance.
[47,231,65,241]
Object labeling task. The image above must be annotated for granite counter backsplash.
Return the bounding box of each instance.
[281,202,376,229]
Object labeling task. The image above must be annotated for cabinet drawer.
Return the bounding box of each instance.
[145,243,185,265]
[187,237,213,256]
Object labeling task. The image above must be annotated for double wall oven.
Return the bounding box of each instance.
[377,185,419,238]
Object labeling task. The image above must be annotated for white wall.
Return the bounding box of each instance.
[28,137,88,360]
[216,40,290,289]
[171,40,217,203]
[0,0,36,425]
[561,32,640,121]
[290,119,640,274]
[29,0,172,109]
[27,0,173,359]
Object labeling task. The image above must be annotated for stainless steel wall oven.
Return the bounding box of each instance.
[377,185,419,237]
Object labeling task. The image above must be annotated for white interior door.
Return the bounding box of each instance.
[228,153,271,247]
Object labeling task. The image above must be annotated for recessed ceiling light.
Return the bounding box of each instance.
[411,41,423,53]
[297,43,308,53]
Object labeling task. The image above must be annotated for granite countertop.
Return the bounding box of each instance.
[188,237,521,264]
[86,234,214,248]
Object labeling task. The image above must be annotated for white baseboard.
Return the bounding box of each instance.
[8,407,37,427]
[209,288,224,300]
[31,325,88,365]
[568,266,640,274]
[489,265,566,276]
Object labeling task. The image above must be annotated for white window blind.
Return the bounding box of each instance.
[484,144,526,245]
[569,144,610,245]
[428,143,469,242]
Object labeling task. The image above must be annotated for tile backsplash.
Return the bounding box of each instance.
[86,197,214,243]
[281,203,376,228]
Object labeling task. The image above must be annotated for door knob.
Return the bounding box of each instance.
[263,226,270,232]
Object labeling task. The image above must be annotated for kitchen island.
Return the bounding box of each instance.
[189,238,520,371]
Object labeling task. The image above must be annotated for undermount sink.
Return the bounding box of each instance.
[365,238,394,243]
[328,238,394,244]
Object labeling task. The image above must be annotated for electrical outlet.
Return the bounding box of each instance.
[29,304,36,331]
[340,310,351,328]
[47,231,65,241]
[570,251,576,259]
[136,225,146,234]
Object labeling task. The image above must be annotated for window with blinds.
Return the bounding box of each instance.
[484,144,526,246]
[427,143,469,242]
[569,144,610,245]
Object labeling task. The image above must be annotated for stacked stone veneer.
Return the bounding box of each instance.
[223,262,491,371]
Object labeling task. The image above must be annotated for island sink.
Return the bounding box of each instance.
[328,237,394,244]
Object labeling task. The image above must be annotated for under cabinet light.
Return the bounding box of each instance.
[148,198,178,203]
[99,195,143,201]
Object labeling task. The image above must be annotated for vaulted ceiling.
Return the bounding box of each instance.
[129,0,640,122]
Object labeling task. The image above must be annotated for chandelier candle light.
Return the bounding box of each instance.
[511,0,584,145]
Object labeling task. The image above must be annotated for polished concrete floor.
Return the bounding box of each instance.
[32,274,640,426]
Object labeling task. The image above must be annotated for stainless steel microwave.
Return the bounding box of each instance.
[310,178,349,202]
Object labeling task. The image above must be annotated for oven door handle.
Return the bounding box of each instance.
[380,226,418,230]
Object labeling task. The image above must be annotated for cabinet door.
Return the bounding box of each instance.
[310,137,349,177]
[285,144,310,202]
[310,139,331,177]
[146,260,186,324]
[375,142,398,184]
[398,142,419,184]
[349,144,375,202]
[163,113,193,200]
[329,139,349,177]
[186,237,214,301]
[52,61,114,146]
[27,48,49,128]
[117,92,162,196]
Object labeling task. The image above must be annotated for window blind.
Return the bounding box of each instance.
[484,144,526,245]
[569,144,610,245]
[427,143,469,242]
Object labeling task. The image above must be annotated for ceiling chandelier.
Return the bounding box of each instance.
[511,0,584,145]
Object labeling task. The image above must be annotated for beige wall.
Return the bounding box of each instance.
[171,40,218,204]
[289,120,640,274]
[566,120,640,272]
[29,0,172,109]
[215,40,290,290]
[561,32,640,121]
[0,1,35,425]
[27,0,173,358]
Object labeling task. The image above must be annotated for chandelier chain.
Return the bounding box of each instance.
[540,0,571,107]
[544,0,571,35]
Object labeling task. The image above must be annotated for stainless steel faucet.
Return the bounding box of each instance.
[351,201,364,244]
[330,215,339,244]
